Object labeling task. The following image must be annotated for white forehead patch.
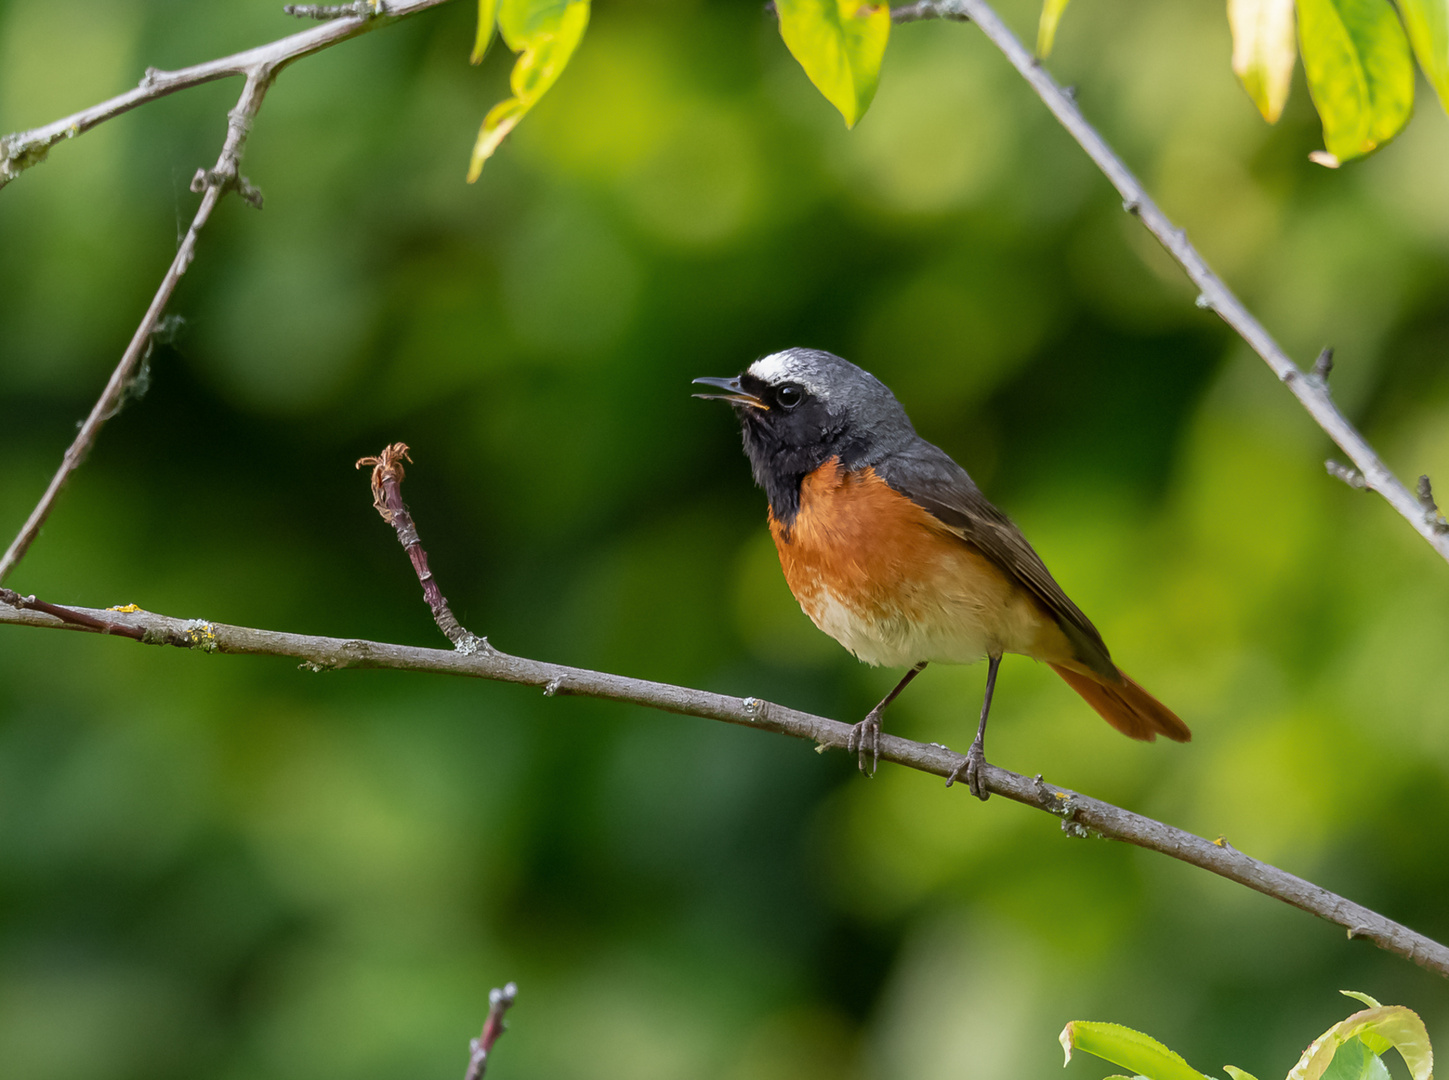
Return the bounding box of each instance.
[747,350,829,397]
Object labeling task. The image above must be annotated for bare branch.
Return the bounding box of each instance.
[1326,460,1368,490]
[0,0,453,191]
[1312,347,1335,382]
[892,0,1449,566]
[3,594,1446,980]
[0,69,271,585]
[355,444,485,651]
[286,2,384,19]
[0,588,145,639]
[1416,476,1449,534]
[889,1,969,21]
[464,983,518,1080]
[0,0,456,585]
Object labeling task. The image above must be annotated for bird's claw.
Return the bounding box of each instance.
[945,739,990,801]
[847,711,883,776]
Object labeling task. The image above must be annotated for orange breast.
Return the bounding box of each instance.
[769,458,1070,668]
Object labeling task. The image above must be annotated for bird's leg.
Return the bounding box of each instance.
[947,653,1001,800]
[847,662,927,776]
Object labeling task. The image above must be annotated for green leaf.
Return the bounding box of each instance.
[1319,1040,1392,1080]
[497,0,573,46]
[467,0,589,181]
[1296,0,1414,164]
[1227,0,1298,120]
[1060,1021,1213,1080]
[1337,993,1390,1055]
[1339,992,1384,1010]
[1036,0,1073,57]
[1223,1067,1264,1080]
[775,0,891,127]
[1395,0,1449,108]
[1286,1001,1433,1080]
[471,0,500,64]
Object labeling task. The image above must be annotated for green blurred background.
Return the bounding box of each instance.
[3,0,1449,1077]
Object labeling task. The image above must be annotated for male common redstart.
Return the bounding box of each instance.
[695,347,1189,799]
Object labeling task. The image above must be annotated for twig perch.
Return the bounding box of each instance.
[892,0,1449,566]
[355,443,485,651]
[464,982,518,1080]
[4,593,1446,978]
[6,437,1449,988]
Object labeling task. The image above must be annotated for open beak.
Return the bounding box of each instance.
[692,375,767,410]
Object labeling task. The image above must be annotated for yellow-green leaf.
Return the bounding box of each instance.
[1223,1067,1263,1080]
[467,0,589,182]
[1398,0,1449,111]
[471,0,500,64]
[1060,1021,1213,1080]
[1296,0,1414,164]
[1336,993,1391,1056]
[1318,1039,1392,1080]
[775,0,891,128]
[1339,992,1384,1010]
[1286,1002,1432,1080]
[497,0,572,46]
[1037,0,1073,57]
[1227,0,1298,120]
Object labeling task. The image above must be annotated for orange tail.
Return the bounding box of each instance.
[1049,663,1191,743]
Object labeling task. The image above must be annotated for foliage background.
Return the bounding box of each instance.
[2,0,1449,1078]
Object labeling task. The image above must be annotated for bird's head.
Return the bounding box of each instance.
[694,348,916,516]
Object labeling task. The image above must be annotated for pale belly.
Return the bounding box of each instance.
[789,560,1051,668]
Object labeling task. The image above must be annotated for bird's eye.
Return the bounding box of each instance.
[776,384,804,410]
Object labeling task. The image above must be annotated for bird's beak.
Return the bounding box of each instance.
[692,376,767,410]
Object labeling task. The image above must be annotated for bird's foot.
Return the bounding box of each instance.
[846,709,884,776]
[945,738,990,801]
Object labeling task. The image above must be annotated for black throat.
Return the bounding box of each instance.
[737,409,874,528]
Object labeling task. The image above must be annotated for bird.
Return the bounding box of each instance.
[694,347,1190,799]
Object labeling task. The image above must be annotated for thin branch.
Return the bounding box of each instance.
[0,0,453,191]
[355,443,484,651]
[0,0,456,586]
[889,1,969,22]
[1416,476,1449,534]
[892,0,1449,566]
[285,2,384,19]
[3,594,1446,979]
[0,588,145,639]
[1327,460,1368,490]
[464,983,518,1080]
[0,69,272,584]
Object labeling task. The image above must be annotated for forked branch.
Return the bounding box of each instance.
[0,0,452,191]
[0,0,456,586]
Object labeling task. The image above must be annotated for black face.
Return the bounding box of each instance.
[732,372,839,455]
[695,372,854,526]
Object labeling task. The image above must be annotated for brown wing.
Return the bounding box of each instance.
[875,439,1119,682]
